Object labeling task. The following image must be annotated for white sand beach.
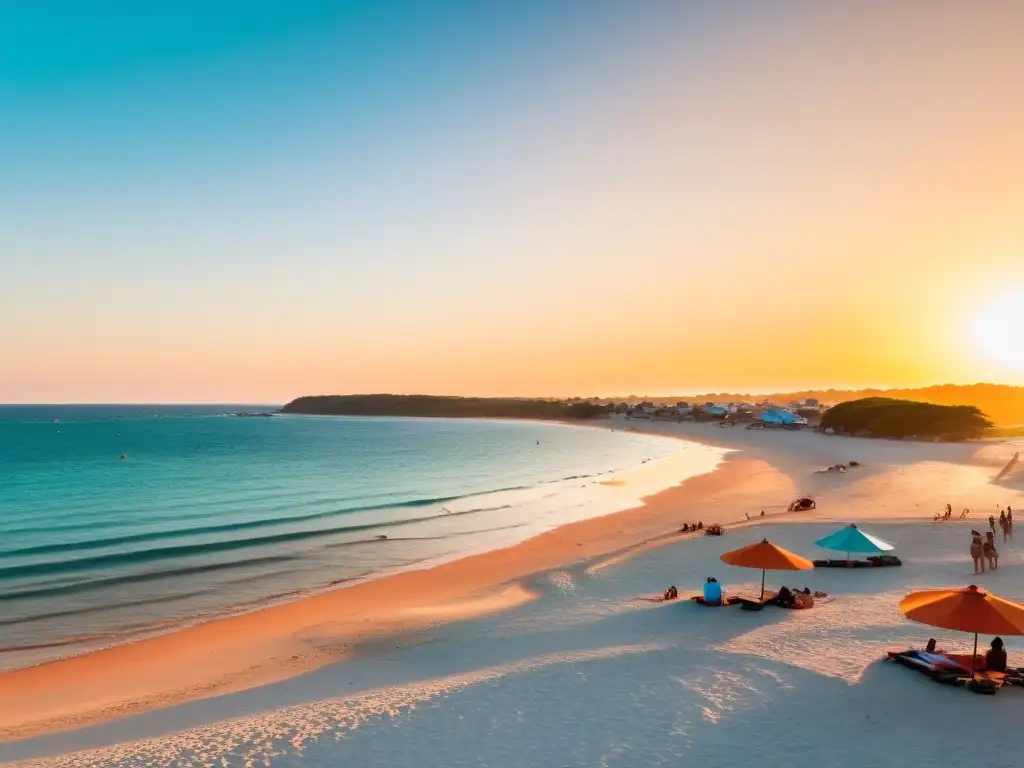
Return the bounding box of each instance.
[3,419,1024,767]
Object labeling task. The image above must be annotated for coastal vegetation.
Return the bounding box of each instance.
[281,394,608,420]
[642,385,1024,426]
[818,397,993,441]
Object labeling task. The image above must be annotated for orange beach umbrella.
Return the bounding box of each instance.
[899,585,1024,675]
[720,539,814,601]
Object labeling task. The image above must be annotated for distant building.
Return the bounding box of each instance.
[760,408,808,427]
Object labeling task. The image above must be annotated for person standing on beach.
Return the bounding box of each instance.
[984,532,999,571]
[1008,507,1014,539]
[1000,511,1008,541]
[989,515,997,534]
[971,532,985,575]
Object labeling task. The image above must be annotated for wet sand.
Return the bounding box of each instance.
[0,445,771,742]
[5,416,1020,744]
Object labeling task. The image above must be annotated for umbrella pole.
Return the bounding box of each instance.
[973,633,978,677]
[760,569,766,601]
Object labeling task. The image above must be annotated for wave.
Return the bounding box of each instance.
[0,487,529,542]
[0,487,465,534]
[0,588,217,628]
[0,555,299,603]
[0,494,471,558]
[0,500,519,583]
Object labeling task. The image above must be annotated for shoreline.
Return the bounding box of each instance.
[5,415,1020,745]
[0,429,752,743]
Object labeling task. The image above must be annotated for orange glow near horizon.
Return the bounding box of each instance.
[3,3,1024,403]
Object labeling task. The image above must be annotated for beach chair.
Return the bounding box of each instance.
[885,650,1011,693]
[813,555,902,569]
[737,591,777,611]
[691,595,740,607]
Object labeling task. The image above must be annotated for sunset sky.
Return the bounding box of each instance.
[3,1,1024,403]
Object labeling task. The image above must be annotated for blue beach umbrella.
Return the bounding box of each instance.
[815,523,894,560]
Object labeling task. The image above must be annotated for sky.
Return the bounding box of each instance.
[2,0,1024,403]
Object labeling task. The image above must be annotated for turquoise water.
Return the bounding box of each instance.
[0,406,696,670]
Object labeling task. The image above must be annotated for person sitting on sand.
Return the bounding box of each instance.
[663,585,678,601]
[760,510,765,517]
[775,585,795,608]
[681,523,690,533]
[697,521,703,530]
[986,637,1007,673]
[984,532,999,570]
[971,532,985,574]
[776,586,815,609]
[797,586,828,598]
[961,508,969,518]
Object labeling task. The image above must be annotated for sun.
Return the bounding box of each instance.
[973,292,1024,372]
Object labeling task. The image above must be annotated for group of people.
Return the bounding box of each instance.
[934,504,969,521]
[925,637,1008,673]
[659,578,828,609]
[995,507,1014,541]
[969,506,1015,574]
[970,529,1000,574]
[679,522,704,533]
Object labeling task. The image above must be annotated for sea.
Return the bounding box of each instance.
[0,405,722,671]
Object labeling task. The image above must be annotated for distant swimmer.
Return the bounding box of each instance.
[537,440,540,445]
[120,453,126,460]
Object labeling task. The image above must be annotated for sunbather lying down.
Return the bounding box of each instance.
[775,586,828,608]
[887,644,1023,694]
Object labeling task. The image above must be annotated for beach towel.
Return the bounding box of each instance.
[883,649,1013,693]
[691,595,739,607]
[736,591,778,610]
